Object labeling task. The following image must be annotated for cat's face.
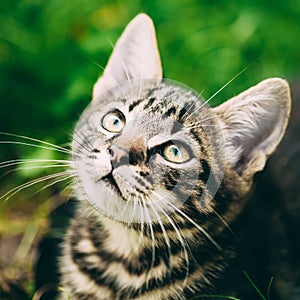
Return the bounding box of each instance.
[73,79,226,222]
[72,14,291,224]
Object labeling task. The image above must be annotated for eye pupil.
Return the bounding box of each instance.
[162,143,189,163]
[174,147,180,156]
[171,146,180,157]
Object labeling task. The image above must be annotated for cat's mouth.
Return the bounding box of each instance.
[102,173,126,201]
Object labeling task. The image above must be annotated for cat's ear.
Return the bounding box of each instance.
[93,14,162,99]
[213,78,291,179]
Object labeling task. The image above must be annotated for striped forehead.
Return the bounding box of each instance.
[127,87,198,123]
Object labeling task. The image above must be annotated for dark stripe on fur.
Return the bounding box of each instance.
[163,168,182,191]
[190,128,203,146]
[178,103,192,122]
[143,97,156,110]
[69,216,217,298]
[129,99,144,111]
[198,159,211,183]
[164,106,177,117]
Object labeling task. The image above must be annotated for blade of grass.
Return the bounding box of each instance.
[243,271,266,300]
[266,276,274,300]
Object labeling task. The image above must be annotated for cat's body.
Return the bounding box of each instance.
[34,14,298,300]
[59,81,250,299]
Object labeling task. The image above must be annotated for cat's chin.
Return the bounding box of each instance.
[101,173,127,202]
[75,172,180,224]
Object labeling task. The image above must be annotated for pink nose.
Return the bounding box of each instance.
[108,137,146,168]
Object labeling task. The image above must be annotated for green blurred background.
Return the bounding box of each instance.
[0,0,300,298]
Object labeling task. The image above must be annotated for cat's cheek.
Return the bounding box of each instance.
[94,155,112,178]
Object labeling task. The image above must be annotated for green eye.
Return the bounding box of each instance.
[102,111,125,133]
[162,143,190,163]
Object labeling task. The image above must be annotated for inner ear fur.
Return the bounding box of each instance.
[92,14,162,99]
[213,78,291,179]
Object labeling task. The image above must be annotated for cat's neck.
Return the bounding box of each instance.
[100,215,147,258]
[65,202,223,298]
[77,201,149,258]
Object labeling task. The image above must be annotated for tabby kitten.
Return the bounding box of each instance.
[57,14,291,299]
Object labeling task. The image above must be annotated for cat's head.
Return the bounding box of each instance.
[72,14,291,224]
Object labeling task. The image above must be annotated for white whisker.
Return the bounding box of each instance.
[213,210,235,236]
[1,171,74,202]
[180,89,206,121]
[0,132,71,152]
[0,159,72,169]
[16,164,71,171]
[185,110,237,132]
[0,141,71,155]
[166,201,221,251]
[153,200,190,285]
[142,199,156,284]
[32,174,74,197]
[146,197,173,271]
[119,194,132,223]
[185,66,250,121]
[73,131,94,154]
[130,195,139,224]
[88,58,106,72]
[138,197,146,248]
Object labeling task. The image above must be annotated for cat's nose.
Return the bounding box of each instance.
[108,144,129,168]
[108,137,146,168]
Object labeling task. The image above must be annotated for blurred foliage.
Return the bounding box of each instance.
[1,0,300,172]
[0,0,299,298]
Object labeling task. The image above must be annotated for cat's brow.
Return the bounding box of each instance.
[129,98,144,111]
[143,97,156,110]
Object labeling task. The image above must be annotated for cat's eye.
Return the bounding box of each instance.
[102,110,126,133]
[161,143,190,163]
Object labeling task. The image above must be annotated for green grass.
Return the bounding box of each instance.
[193,272,274,300]
[243,271,274,300]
